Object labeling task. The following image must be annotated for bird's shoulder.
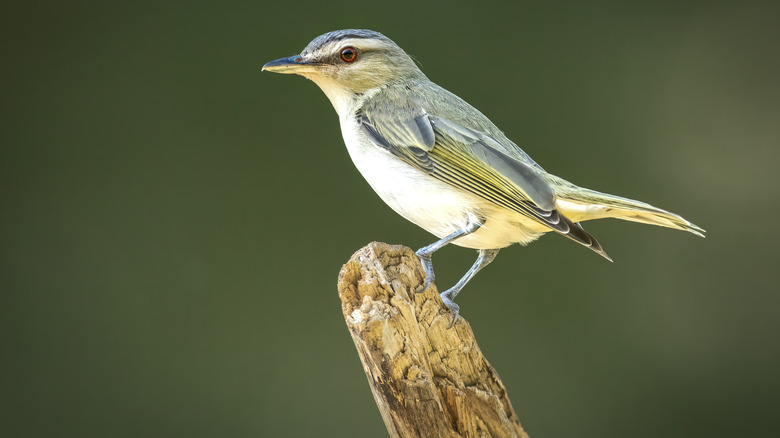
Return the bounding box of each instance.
[359,80,497,134]
[358,80,543,170]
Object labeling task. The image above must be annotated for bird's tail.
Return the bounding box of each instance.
[549,176,705,237]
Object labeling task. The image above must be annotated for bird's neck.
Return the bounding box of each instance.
[307,76,387,119]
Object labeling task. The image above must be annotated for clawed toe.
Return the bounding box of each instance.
[441,291,460,328]
[416,275,434,293]
[415,252,435,294]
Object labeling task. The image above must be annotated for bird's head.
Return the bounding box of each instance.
[263,29,424,112]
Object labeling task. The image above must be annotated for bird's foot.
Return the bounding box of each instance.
[440,289,460,328]
[415,251,435,293]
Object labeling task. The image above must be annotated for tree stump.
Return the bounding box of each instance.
[337,242,529,438]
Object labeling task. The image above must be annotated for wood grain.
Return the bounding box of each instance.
[337,242,528,438]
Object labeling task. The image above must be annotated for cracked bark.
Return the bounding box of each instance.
[337,242,529,438]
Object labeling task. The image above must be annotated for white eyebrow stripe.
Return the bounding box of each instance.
[335,38,391,51]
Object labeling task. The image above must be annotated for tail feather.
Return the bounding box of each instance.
[550,181,706,238]
[536,175,704,261]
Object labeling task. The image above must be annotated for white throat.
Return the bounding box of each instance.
[306,75,382,118]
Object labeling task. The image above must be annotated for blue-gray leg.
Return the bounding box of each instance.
[441,248,500,324]
[415,220,483,294]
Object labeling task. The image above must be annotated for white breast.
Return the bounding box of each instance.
[338,115,544,249]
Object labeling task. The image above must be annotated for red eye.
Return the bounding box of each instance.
[340,47,358,63]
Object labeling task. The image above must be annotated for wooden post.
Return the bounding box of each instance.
[337,242,529,438]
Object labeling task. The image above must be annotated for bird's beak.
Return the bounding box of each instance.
[262,55,317,74]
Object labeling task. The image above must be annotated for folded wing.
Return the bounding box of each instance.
[359,112,611,260]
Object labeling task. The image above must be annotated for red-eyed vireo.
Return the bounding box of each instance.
[263,29,704,321]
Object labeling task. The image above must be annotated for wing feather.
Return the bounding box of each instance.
[358,113,610,259]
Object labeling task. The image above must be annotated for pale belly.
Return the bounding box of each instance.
[340,117,546,249]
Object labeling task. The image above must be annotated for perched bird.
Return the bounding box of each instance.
[263,29,704,320]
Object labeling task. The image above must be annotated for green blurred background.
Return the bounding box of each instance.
[2,0,778,436]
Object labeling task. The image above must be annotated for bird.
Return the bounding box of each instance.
[262,29,704,321]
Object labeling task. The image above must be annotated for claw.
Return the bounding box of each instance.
[415,251,435,293]
[440,291,460,328]
[416,278,432,294]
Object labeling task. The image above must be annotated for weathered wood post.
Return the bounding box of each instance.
[337,242,529,438]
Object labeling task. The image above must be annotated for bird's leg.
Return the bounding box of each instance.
[441,248,500,325]
[415,219,482,293]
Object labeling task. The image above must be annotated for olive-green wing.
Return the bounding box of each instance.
[359,113,610,259]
